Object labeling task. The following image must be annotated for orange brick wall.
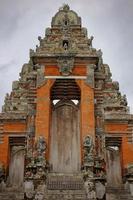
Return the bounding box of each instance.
[0,135,9,170]
[122,136,133,168]
[45,65,86,76]
[76,79,95,161]
[4,122,26,133]
[35,79,55,157]
[76,80,95,139]
[105,123,128,132]
[45,66,60,76]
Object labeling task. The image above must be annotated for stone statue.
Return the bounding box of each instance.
[97,49,103,68]
[37,136,47,155]
[24,180,34,199]
[104,64,112,80]
[88,36,94,47]
[83,135,93,155]
[63,42,68,50]
[121,94,127,106]
[84,179,96,199]
[82,135,94,180]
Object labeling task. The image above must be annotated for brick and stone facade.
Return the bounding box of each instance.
[0,4,133,200]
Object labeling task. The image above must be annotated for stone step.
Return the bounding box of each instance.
[106,186,133,200]
[0,192,24,200]
[46,190,87,200]
[0,193,16,200]
[45,174,87,199]
[46,174,84,190]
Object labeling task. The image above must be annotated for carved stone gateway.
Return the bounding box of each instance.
[0,4,133,200]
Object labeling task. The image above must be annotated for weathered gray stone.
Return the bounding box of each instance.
[86,64,96,88]
[95,181,105,199]
[37,65,46,87]
[57,56,74,76]
[24,180,34,199]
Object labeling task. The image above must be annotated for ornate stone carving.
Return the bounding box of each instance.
[95,181,105,199]
[97,49,103,69]
[52,4,81,26]
[104,92,128,108]
[83,135,93,156]
[94,158,106,179]
[30,49,35,57]
[12,81,19,90]
[83,135,94,166]
[84,179,96,199]
[88,36,94,48]
[37,65,46,87]
[125,164,133,178]
[82,27,88,37]
[57,56,74,76]
[104,64,112,81]
[121,94,127,106]
[82,135,94,180]
[24,180,34,199]
[86,64,96,88]
[36,136,47,156]
[25,136,48,181]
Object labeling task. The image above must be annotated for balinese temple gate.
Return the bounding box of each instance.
[0,4,133,200]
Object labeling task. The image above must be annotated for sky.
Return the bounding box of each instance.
[0,0,133,112]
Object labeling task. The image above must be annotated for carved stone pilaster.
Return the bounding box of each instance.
[86,64,96,88]
[37,64,46,87]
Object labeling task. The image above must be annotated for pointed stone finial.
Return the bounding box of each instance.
[59,4,70,11]
[63,4,70,11]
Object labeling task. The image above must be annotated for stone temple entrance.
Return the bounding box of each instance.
[50,100,81,173]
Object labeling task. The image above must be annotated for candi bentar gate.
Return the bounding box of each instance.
[0,4,133,200]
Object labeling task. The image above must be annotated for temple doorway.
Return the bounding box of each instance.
[9,146,25,187]
[8,137,25,188]
[50,100,81,173]
[106,146,122,186]
[50,79,81,173]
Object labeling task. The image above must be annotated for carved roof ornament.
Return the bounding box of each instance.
[51,4,81,27]
[57,56,74,76]
[29,4,99,59]
[59,4,70,11]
